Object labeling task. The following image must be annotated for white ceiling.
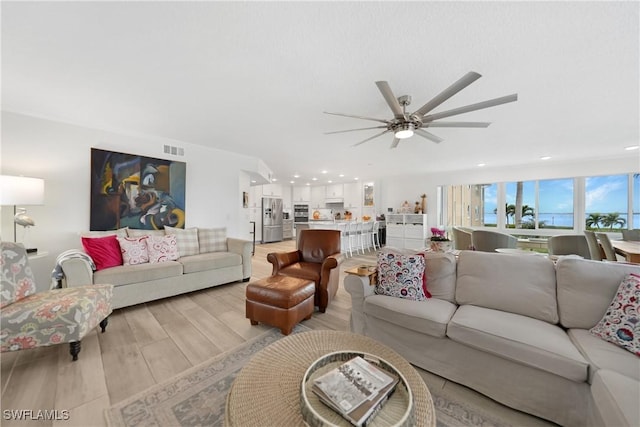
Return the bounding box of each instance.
[2,1,638,185]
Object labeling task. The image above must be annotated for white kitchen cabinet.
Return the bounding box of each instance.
[283,219,294,240]
[261,183,282,197]
[310,186,325,208]
[292,186,311,202]
[343,183,361,208]
[325,184,344,198]
[385,214,428,249]
[282,185,292,210]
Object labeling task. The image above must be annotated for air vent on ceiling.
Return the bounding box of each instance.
[163,145,185,156]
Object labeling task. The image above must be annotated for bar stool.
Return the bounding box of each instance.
[372,221,381,250]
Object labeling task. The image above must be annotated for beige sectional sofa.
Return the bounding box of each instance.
[60,229,252,309]
[345,250,639,426]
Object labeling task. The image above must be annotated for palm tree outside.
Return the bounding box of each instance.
[586,213,604,230]
[601,212,626,230]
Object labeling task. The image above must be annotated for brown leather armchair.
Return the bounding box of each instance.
[267,229,343,313]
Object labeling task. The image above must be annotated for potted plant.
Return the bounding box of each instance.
[429,227,452,252]
[344,210,352,220]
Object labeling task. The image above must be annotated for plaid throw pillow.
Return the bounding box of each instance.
[164,226,199,257]
[198,228,227,253]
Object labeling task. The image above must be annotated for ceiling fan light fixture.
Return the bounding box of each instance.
[394,123,415,139]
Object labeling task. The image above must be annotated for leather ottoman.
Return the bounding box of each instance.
[246,275,315,335]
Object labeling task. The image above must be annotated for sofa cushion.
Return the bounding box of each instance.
[93,261,182,286]
[447,305,589,382]
[164,226,199,257]
[198,227,227,253]
[278,262,321,284]
[81,235,123,270]
[557,257,640,329]
[591,369,640,427]
[423,252,457,303]
[376,251,429,300]
[456,251,558,324]
[364,295,457,338]
[589,273,640,356]
[567,329,640,382]
[1,242,37,308]
[179,252,242,274]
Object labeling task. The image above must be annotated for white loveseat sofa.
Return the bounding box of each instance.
[345,250,639,426]
[60,229,252,309]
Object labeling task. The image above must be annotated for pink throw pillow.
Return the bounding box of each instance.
[81,235,123,270]
[147,235,179,263]
[117,236,150,265]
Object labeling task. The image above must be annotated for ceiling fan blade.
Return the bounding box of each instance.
[324,111,389,124]
[423,94,518,122]
[414,71,482,117]
[415,129,444,144]
[375,81,405,119]
[422,121,491,128]
[325,126,388,135]
[352,129,392,147]
[390,138,401,149]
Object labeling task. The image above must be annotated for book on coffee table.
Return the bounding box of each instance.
[312,356,399,427]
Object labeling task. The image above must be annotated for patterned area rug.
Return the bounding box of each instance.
[105,326,513,427]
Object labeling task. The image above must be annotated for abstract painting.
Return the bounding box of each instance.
[90,148,186,231]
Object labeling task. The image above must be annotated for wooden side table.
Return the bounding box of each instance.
[345,265,377,286]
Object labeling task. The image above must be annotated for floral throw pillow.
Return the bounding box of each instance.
[117,236,150,265]
[589,273,640,356]
[147,235,179,263]
[375,251,430,301]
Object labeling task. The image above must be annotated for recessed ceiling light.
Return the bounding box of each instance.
[540,156,551,160]
[312,177,317,181]
[293,174,300,178]
[354,177,359,180]
[477,163,486,167]
[321,170,328,174]
[306,182,310,186]
[290,180,295,184]
[339,174,345,178]
[328,180,333,183]
[251,180,256,183]
[271,178,277,182]
[625,145,639,151]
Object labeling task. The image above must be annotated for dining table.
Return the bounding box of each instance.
[610,240,640,263]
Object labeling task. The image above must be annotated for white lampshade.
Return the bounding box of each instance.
[0,175,45,206]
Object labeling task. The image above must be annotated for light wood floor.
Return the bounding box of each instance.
[1,240,551,427]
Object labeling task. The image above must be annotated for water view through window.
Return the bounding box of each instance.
[445,173,638,231]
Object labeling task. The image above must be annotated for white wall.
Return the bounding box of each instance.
[1,112,263,285]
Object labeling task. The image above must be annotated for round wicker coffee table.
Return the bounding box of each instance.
[225,330,435,426]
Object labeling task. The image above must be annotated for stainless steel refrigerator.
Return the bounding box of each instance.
[262,197,283,243]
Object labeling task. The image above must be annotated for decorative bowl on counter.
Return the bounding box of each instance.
[362,215,371,221]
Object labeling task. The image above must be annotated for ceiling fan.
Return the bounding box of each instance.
[324,71,517,149]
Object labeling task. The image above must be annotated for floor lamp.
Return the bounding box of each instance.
[0,175,45,253]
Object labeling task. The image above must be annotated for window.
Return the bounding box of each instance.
[585,174,628,230]
[442,173,636,233]
[505,181,536,228]
[446,184,495,227]
[633,174,639,228]
[538,178,574,229]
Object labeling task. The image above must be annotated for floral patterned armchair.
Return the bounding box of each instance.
[1,242,113,361]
